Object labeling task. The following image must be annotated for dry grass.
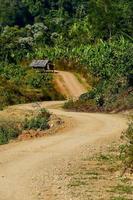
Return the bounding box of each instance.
[66,142,133,200]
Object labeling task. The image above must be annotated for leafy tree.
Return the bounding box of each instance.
[0,0,33,26]
[0,26,33,63]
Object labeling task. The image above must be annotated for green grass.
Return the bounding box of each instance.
[111,196,131,200]
[111,184,133,194]
[97,153,119,164]
[68,179,88,187]
[83,171,99,176]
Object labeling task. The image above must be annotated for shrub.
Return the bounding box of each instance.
[0,122,21,145]
[120,116,133,174]
[0,109,51,145]
[63,99,100,112]
[23,108,50,130]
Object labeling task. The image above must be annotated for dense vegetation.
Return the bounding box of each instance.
[63,38,133,112]
[0,0,133,111]
[0,23,64,110]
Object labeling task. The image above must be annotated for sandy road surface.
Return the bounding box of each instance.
[0,101,127,200]
[54,71,88,98]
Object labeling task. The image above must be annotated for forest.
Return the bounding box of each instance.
[0,0,133,111]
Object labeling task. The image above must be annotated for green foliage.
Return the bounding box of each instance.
[63,37,133,112]
[0,0,33,26]
[0,0,132,112]
[0,0,132,39]
[111,184,133,194]
[0,26,33,63]
[120,116,133,174]
[90,38,132,108]
[23,108,50,130]
[24,70,52,89]
[0,108,51,144]
[63,99,99,112]
[0,122,21,145]
[0,63,63,110]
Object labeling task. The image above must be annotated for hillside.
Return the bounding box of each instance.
[0,0,132,112]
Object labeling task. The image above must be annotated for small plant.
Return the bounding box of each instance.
[68,179,87,187]
[111,184,133,194]
[98,153,119,163]
[23,108,50,131]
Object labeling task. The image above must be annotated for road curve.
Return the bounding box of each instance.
[0,101,127,200]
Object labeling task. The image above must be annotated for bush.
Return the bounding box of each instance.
[120,116,133,174]
[0,122,21,145]
[63,99,100,112]
[23,108,50,130]
[0,109,51,145]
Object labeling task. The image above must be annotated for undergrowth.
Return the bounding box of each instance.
[0,122,22,145]
[0,108,51,145]
[120,116,133,174]
[23,108,50,131]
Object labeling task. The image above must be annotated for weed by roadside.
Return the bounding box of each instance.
[0,107,51,145]
[120,116,133,174]
[66,142,132,200]
[0,122,22,145]
[110,184,133,194]
[111,197,132,200]
[23,108,50,131]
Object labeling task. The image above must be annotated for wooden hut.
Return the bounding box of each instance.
[30,59,54,72]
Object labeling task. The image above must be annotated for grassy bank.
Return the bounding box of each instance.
[0,107,51,145]
[66,141,133,200]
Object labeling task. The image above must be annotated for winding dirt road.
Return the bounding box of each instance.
[54,71,88,98]
[0,102,127,200]
[0,71,127,200]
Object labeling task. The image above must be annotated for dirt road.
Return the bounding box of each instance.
[0,101,127,200]
[54,71,88,98]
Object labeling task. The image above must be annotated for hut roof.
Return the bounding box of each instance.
[30,59,50,68]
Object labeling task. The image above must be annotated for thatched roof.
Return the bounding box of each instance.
[30,59,50,68]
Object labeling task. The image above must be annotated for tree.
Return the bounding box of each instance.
[0,0,33,26]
